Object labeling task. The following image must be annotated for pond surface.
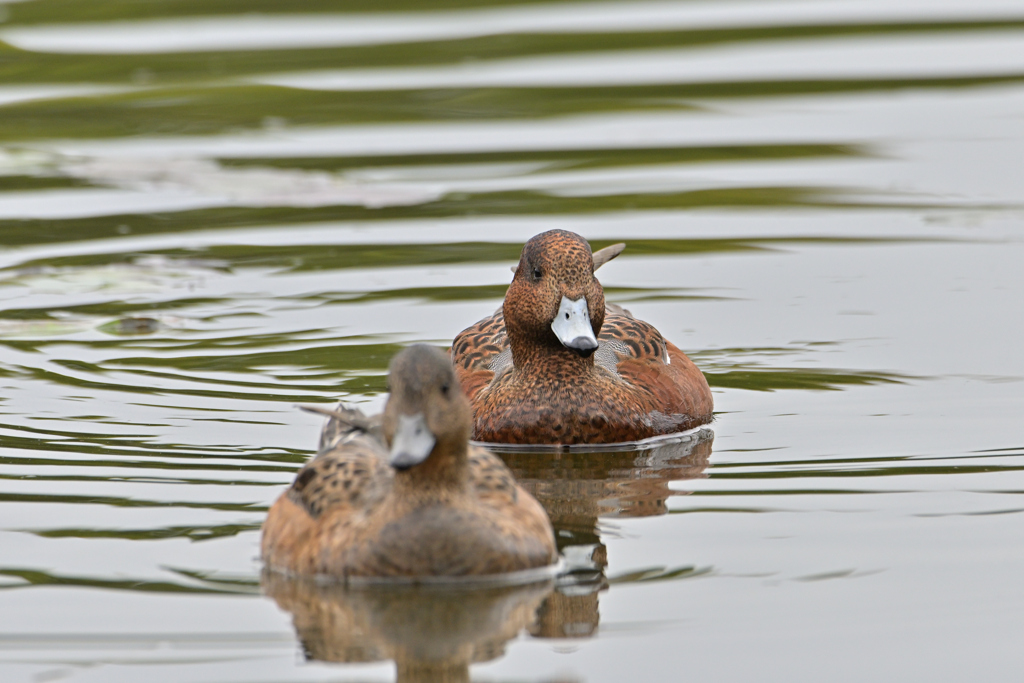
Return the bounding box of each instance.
[2,0,1024,680]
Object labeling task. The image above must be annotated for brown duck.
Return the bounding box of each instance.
[452,230,713,445]
[261,344,558,579]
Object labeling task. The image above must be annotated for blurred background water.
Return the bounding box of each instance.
[1,0,1023,681]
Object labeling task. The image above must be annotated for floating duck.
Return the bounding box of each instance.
[452,230,713,444]
[262,344,558,579]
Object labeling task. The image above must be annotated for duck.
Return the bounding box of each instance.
[451,229,713,445]
[261,344,558,579]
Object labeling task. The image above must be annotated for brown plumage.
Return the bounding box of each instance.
[261,344,558,579]
[451,230,713,445]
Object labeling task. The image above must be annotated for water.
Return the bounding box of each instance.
[1,0,1023,680]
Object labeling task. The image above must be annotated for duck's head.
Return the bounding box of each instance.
[505,230,612,360]
[383,344,472,471]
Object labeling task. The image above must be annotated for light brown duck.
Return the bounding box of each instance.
[261,344,558,579]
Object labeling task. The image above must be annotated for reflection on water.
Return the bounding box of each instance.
[264,572,553,683]
[505,429,713,543]
[503,428,713,639]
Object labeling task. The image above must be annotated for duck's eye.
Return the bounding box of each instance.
[440,382,450,397]
[532,267,542,280]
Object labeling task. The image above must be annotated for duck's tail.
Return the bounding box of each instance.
[298,403,382,450]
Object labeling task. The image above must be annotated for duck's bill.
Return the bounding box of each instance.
[389,413,436,470]
[551,296,598,358]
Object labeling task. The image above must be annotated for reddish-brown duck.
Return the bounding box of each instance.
[451,230,713,445]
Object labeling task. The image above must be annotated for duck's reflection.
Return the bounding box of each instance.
[500,428,714,639]
[265,429,712,675]
[263,571,553,683]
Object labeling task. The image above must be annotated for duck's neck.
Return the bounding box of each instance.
[511,339,594,377]
[391,444,470,500]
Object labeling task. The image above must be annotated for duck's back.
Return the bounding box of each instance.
[261,427,391,575]
[451,307,509,401]
[598,305,713,427]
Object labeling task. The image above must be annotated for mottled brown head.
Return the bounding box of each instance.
[504,230,606,362]
[382,345,473,471]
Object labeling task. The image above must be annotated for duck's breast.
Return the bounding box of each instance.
[339,500,554,577]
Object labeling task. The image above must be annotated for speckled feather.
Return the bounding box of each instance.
[451,231,713,444]
[261,346,557,578]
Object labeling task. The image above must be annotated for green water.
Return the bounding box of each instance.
[1,1,1024,680]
